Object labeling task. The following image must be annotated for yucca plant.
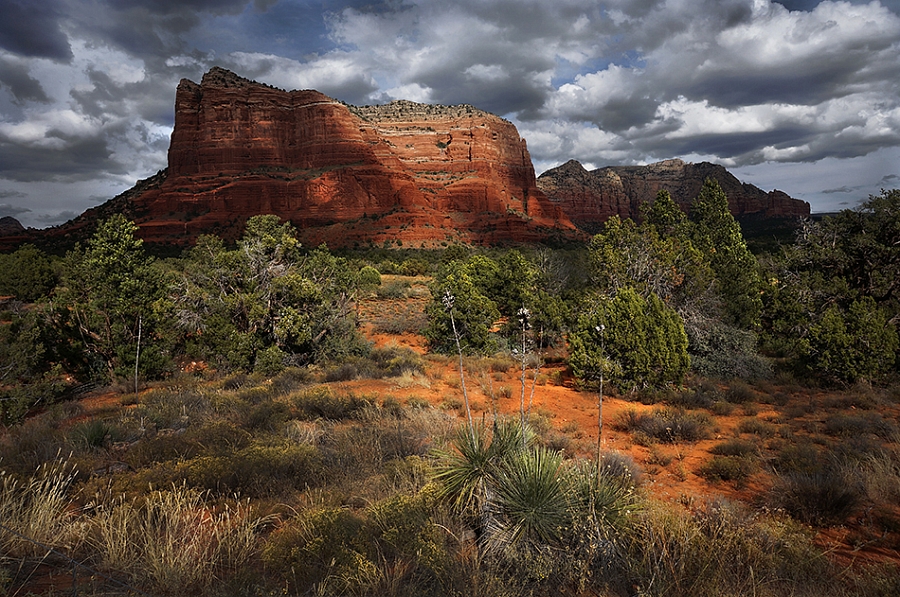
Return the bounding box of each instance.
[433,418,532,541]
[485,446,570,551]
[434,421,514,513]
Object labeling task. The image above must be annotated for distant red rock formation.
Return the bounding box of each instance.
[33,67,578,249]
[4,68,813,254]
[538,159,810,233]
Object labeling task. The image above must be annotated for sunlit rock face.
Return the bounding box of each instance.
[110,67,578,248]
[538,158,810,234]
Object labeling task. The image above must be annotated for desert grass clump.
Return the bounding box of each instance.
[774,442,821,474]
[69,418,119,450]
[289,386,373,420]
[823,412,898,440]
[375,306,430,335]
[736,417,777,438]
[264,485,452,596]
[173,439,324,497]
[622,498,829,597]
[709,438,758,458]
[269,366,313,395]
[376,279,411,299]
[367,345,426,377]
[133,384,212,429]
[262,506,375,594]
[699,456,757,483]
[0,464,80,559]
[724,381,755,404]
[0,417,68,476]
[90,486,259,594]
[770,467,863,525]
[853,446,900,504]
[614,407,713,443]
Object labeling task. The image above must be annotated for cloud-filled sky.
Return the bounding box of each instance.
[1,0,898,227]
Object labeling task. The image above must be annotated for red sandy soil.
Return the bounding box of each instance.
[24,277,900,580]
[352,283,900,569]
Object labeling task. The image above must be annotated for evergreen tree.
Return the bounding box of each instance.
[0,244,56,301]
[424,259,500,355]
[173,215,365,372]
[642,189,688,239]
[569,287,690,390]
[59,215,166,381]
[690,178,763,329]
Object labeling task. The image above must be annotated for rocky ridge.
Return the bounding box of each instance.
[538,159,810,234]
[3,68,810,252]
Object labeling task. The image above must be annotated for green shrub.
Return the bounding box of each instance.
[175,440,323,496]
[569,287,690,390]
[358,265,382,288]
[805,297,898,384]
[771,468,862,525]
[254,345,287,375]
[400,258,429,276]
[263,507,373,593]
[699,456,756,483]
[614,408,712,443]
[424,260,500,355]
[687,320,772,381]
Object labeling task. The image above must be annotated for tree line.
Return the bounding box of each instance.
[2,185,898,422]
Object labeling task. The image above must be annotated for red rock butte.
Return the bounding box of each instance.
[113,67,579,248]
[4,67,811,252]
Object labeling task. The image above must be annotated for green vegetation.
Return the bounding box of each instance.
[762,189,900,383]
[569,287,690,390]
[1,186,899,595]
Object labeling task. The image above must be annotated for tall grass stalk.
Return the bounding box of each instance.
[444,291,474,440]
[90,486,259,593]
[0,464,80,559]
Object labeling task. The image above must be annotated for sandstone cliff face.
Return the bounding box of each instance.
[538,159,810,233]
[109,67,578,248]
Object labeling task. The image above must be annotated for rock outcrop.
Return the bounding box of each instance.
[0,216,25,237]
[538,159,810,234]
[35,67,578,250]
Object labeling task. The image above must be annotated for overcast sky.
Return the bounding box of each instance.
[1,0,898,228]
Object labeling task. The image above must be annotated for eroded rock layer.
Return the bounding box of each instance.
[79,67,578,248]
[538,159,810,234]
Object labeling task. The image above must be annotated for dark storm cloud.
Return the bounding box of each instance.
[0,200,30,218]
[822,186,853,194]
[651,128,817,162]
[0,0,73,60]
[35,210,78,223]
[0,136,117,182]
[0,59,50,104]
